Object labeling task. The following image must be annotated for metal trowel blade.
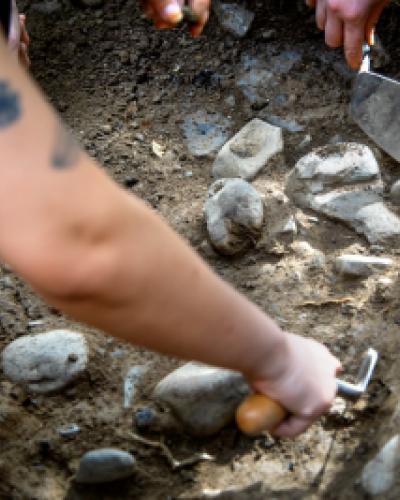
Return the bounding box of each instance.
[351,69,400,162]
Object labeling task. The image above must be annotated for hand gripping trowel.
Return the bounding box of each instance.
[236,348,378,436]
[351,42,400,162]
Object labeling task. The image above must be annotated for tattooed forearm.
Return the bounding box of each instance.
[0,81,20,128]
[51,120,80,169]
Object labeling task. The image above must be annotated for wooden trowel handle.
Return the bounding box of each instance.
[236,394,287,436]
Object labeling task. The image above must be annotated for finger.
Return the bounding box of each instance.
[273,415,313,438]
[151,0,183,24]
[188,0,210,36]
[325,9,343,48]
[315,0,327,31]
[306,0,316,7]
[142,2,156,20]
[343,19,364,69]
[365,0,388,45]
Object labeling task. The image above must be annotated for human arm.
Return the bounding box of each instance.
[0,34,339,437]
[306,0,388,69]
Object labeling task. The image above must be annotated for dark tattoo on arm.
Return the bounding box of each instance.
[0,81,20,128]
[51,120,80,169]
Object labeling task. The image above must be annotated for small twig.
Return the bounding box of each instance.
[299,296,355,307]
[129,432,215,470]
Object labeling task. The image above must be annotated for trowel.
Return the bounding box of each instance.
[351,43,400,162]
[236,348,378,435]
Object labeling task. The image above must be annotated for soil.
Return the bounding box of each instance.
[1,0,400,498]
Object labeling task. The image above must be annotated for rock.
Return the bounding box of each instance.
[153,362,250,436]
[212,119,283,180]
[286,143,400,245]
[361,435,400,495]
[291,241,325,269]
[123,365,149,409]
[261,114,304,133]
[212,1,255,38]
[1,330,88,394]
[236,51,302,108]
[181,110,231,158]
[57,424,81,438]
[204,178,264,255]
[390,180,400,205]
[335,254,393,277]
[75,448,135,484]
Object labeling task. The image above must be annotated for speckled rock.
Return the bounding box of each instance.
[212,119,283,180]
[1,330,88,393]
[390,180,400,206]
[153,362,250,436]
[204,178,264,255]
[213,1,255,38]
[75,448,135,484]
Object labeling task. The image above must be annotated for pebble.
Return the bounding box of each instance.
[123,365,149,409]
[212,119,283,180]
[57,424,81,438]
[1,330,88,394]
[204,178,264,255]
[286,143,400,245]
[153,362,250,436]
[361,435,400,495]
[390,180,400,205]
[181,110,231,158]
[212,1,255,38]
[335,254,393,277]
[75,448,135,484]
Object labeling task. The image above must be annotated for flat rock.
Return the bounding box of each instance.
[335,254,393,277]
[285,143,400,245]
[181,110,231,158]
[153,362,250,436]
[212,119,283,180]
[204,178,264,255]
[213,1,255,38]
[361,435,400,495]
[2,330,88,393]
[75,448,135,484]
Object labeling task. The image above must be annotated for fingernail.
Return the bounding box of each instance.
[163,3,183,24]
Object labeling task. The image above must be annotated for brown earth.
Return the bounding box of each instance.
[1,0,400,498]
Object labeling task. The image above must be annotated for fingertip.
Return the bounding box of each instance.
[163,3,183,24]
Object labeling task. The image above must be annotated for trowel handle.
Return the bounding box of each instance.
[235,394,287,436]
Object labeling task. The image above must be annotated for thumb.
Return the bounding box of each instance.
[365,0,388,45]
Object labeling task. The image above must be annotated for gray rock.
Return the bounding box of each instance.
[75,448,135,484]
[2,330,88,394]
[181,110,231,158]
[153,362,250,436]
[286,143,400,245]
[361,435,400,495]
[204,178,264,255]
[213,1,255,38]
[261,114,304,133]
[213,119,283,180]
[58,424,81,438]
[335,254,393,277]
[236,51,301,107]
[286,143,381,205]
[390,180,400,205]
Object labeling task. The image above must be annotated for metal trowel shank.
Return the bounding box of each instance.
[351,48,400,162]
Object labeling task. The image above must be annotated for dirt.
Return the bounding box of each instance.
[1,0,400,498]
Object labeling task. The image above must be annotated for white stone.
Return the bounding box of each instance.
[1,330,88,393]
[361,435,400,495]
[75,448,135,484]
[153,362,250,436]
[212,119,283,180]
[204,178,264,255]
[335,254,393,277]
